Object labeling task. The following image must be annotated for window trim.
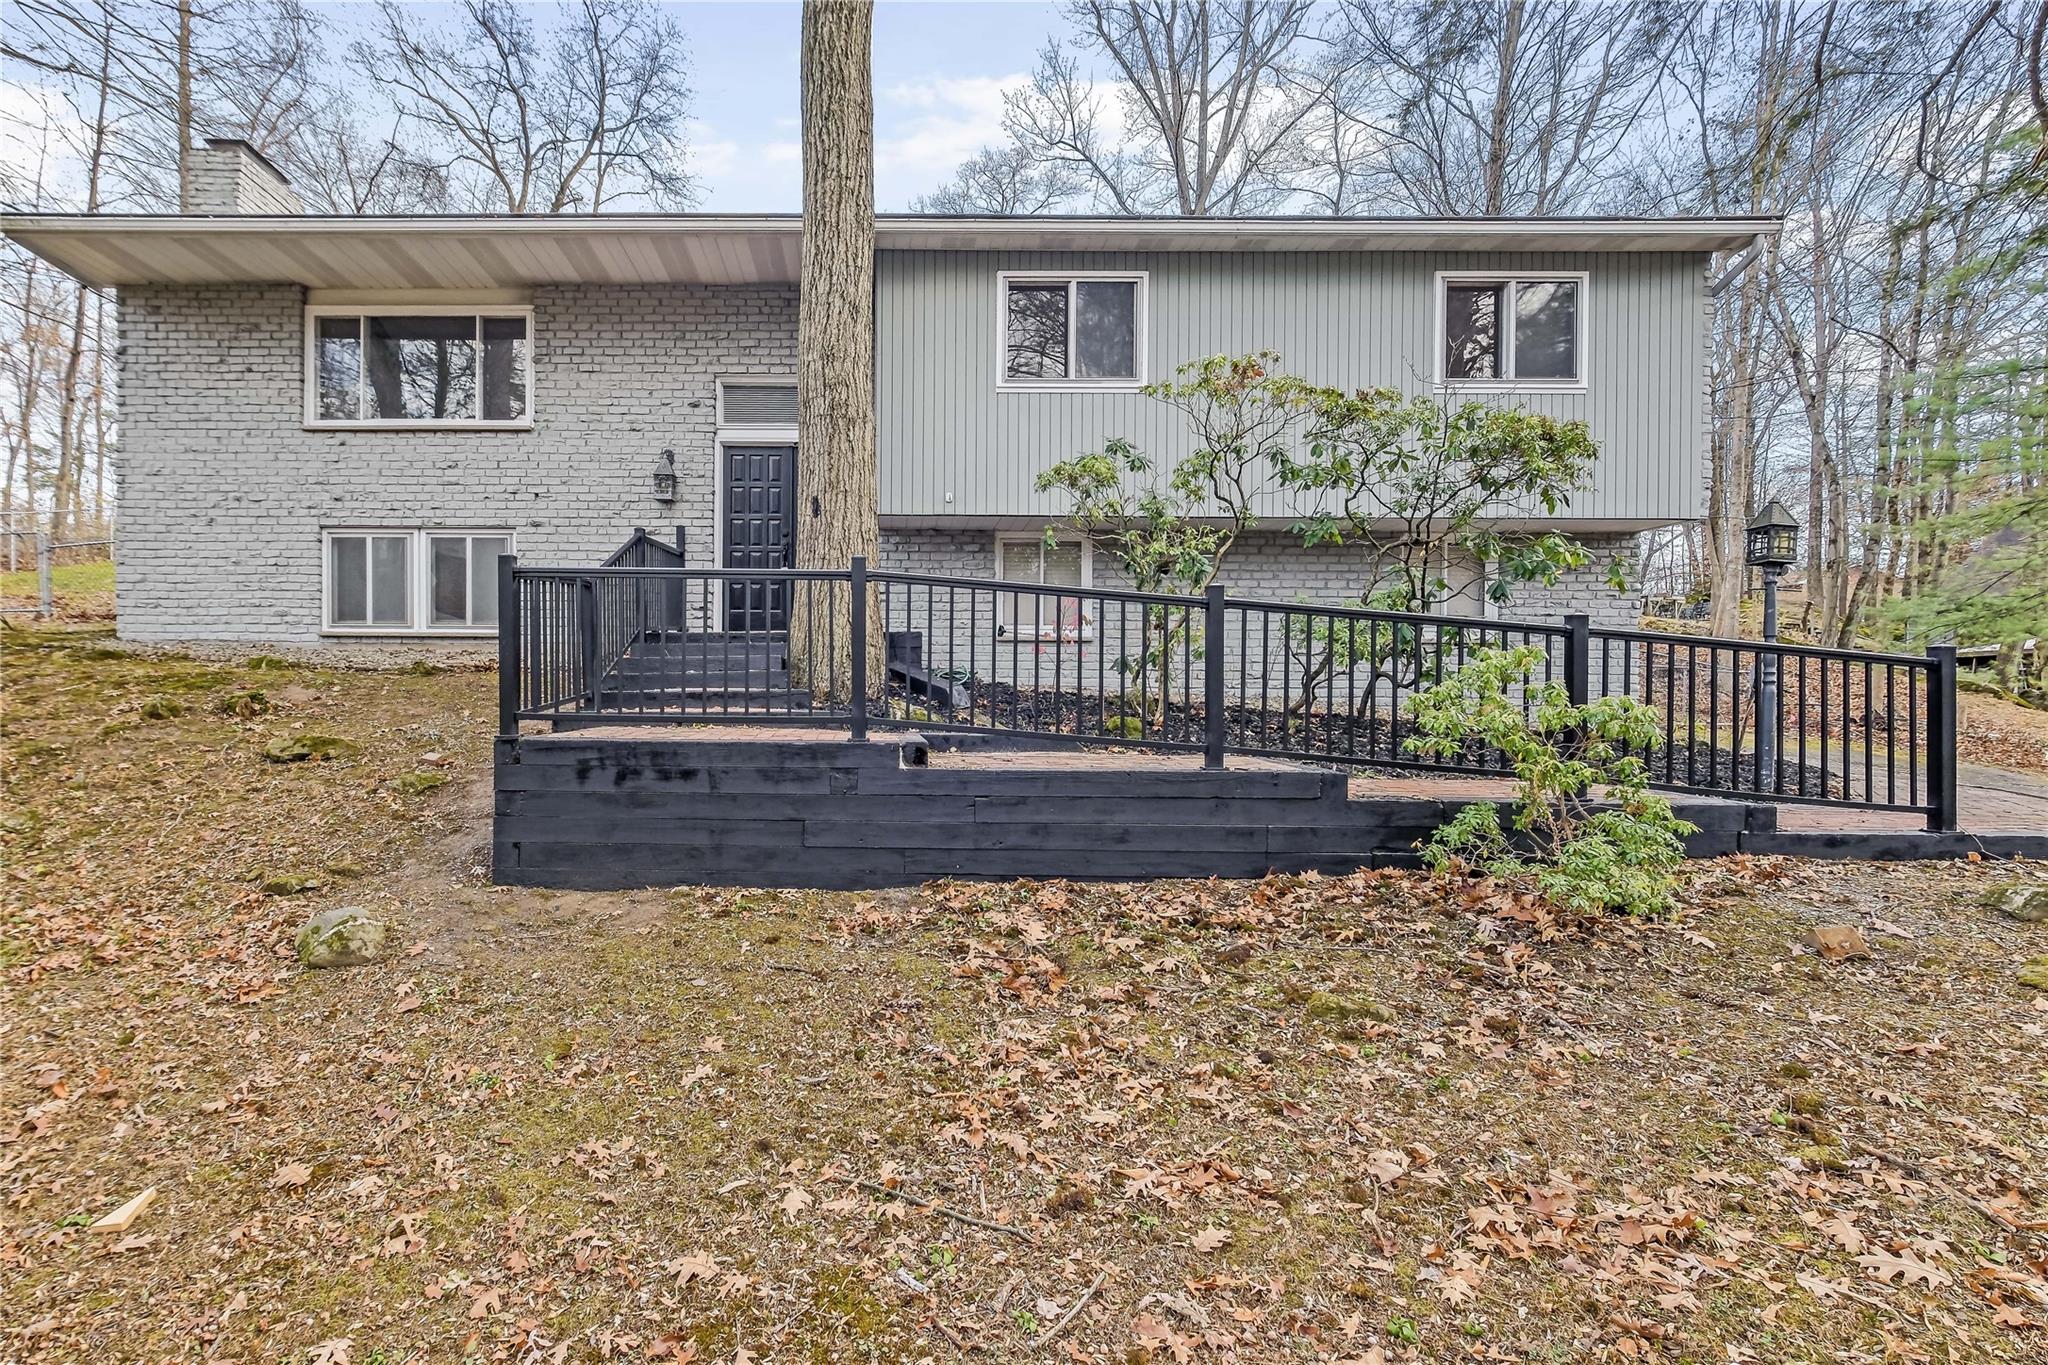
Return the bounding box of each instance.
[1431,270,1589,393]
[321,526,516,637]
[304,304,536,430]
[994,271,1148,392]
[993,532,1096,641]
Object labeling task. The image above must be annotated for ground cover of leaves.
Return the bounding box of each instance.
[0,560,116,622]
[4,624,2046,1364]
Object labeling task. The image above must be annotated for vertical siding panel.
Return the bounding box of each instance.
[875,246,1703,526]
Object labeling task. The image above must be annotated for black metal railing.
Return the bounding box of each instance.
[496,553,1960,831]
[1584,626,1956,825]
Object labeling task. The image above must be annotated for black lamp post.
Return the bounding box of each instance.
[1745,499,1801,789]
[651,448,677,504]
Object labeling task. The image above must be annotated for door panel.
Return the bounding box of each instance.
[723,444,796,632]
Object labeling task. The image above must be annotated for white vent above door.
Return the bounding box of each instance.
[718,381,798,427]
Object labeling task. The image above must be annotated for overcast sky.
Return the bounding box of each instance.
[0,0,1076,212]
[685,1,1067,211]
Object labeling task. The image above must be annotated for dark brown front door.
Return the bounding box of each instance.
[722,443,796,631]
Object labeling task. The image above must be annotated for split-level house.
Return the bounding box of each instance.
[2,139,1774,647]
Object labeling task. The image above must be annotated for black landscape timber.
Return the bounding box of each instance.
[490,732,2007,891]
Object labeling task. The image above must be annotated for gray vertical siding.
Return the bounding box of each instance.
[875,249,1706,525]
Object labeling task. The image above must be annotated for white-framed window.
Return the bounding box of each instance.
[1434,271,1587,389]
[995,534,1094,640]
[996,272,1146,390]
[323,528,513,635]
[306,305,533,428]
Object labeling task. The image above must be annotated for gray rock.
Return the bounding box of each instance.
[1985,882,2048,924]
[294,907,388,969]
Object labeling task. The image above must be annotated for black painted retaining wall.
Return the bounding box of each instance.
[492,731,1771,890]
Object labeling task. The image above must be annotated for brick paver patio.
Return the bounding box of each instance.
[1349,764,2048,836]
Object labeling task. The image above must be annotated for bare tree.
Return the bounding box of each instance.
[1330,0,1688,215]
[792,0,880,701]
[282,113,453,214]
[352,0,696,213]
[909,143,1083,214]
[999,1,1329,214]
[4,0,326,210]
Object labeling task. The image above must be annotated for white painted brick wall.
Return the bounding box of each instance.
[115,280,1638,647]
[185,141,304,214]
[116,282,796,643]
[1501,532,1642,630]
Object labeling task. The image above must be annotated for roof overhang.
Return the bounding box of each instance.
[0,213,1781,291]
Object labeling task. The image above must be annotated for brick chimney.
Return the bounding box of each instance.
[183,137,304,215]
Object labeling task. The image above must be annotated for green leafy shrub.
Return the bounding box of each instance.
[1404,645,1696,917]
[1103,714,1147,740]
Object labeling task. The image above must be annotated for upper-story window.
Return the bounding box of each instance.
[998,272,1145,389]
[307,306,532,427]
[1437,273,1585,388]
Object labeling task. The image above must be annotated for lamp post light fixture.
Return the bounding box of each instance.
[1745,498,1801,792]
[651,448,677,504]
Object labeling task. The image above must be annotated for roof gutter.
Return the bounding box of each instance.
[1708,233,1771,297]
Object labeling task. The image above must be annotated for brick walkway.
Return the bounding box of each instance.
[1348,765,2048,836]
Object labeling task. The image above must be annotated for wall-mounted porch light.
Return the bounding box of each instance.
[651,448,677,503]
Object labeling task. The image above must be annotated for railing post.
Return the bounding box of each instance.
[1563,613,1590,707]
[497,554,519,736]
[1925,644,1959,832]
[849,556,869,741]
[579,577,599,712]
[1203,583,1226,769]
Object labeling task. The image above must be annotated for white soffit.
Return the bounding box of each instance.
[0,213,1780,290]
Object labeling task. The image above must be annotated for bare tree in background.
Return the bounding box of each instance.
[791,0,880,702]
[4,0,326,209]
[1001,1,1329,214]
[354,0,696,212]
[909,143,1083,214]
[1330,0,1688,215]
[284,113,453,215]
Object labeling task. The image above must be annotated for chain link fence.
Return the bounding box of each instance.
[2,512,115,620]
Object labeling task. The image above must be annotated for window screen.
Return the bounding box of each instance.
[1513,281,1578,380]
[1074,281,1136,379]
[328,533,412,629]
[327,530,509,632]
[996,538,1091,639]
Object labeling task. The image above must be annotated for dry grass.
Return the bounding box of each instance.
[3,624,2046,1364]
[0,559,116,621]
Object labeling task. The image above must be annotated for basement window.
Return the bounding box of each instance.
[998,273,1145,388]
[995,534,1094,641]
[324,528,513,635]
[1437,273,1585,388]
[308,308,532,427]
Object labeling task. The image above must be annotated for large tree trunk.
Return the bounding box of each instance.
[791,0,879,703]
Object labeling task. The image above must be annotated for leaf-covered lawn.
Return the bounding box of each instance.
[3,624,2046,1363]
[0,559,117,619]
